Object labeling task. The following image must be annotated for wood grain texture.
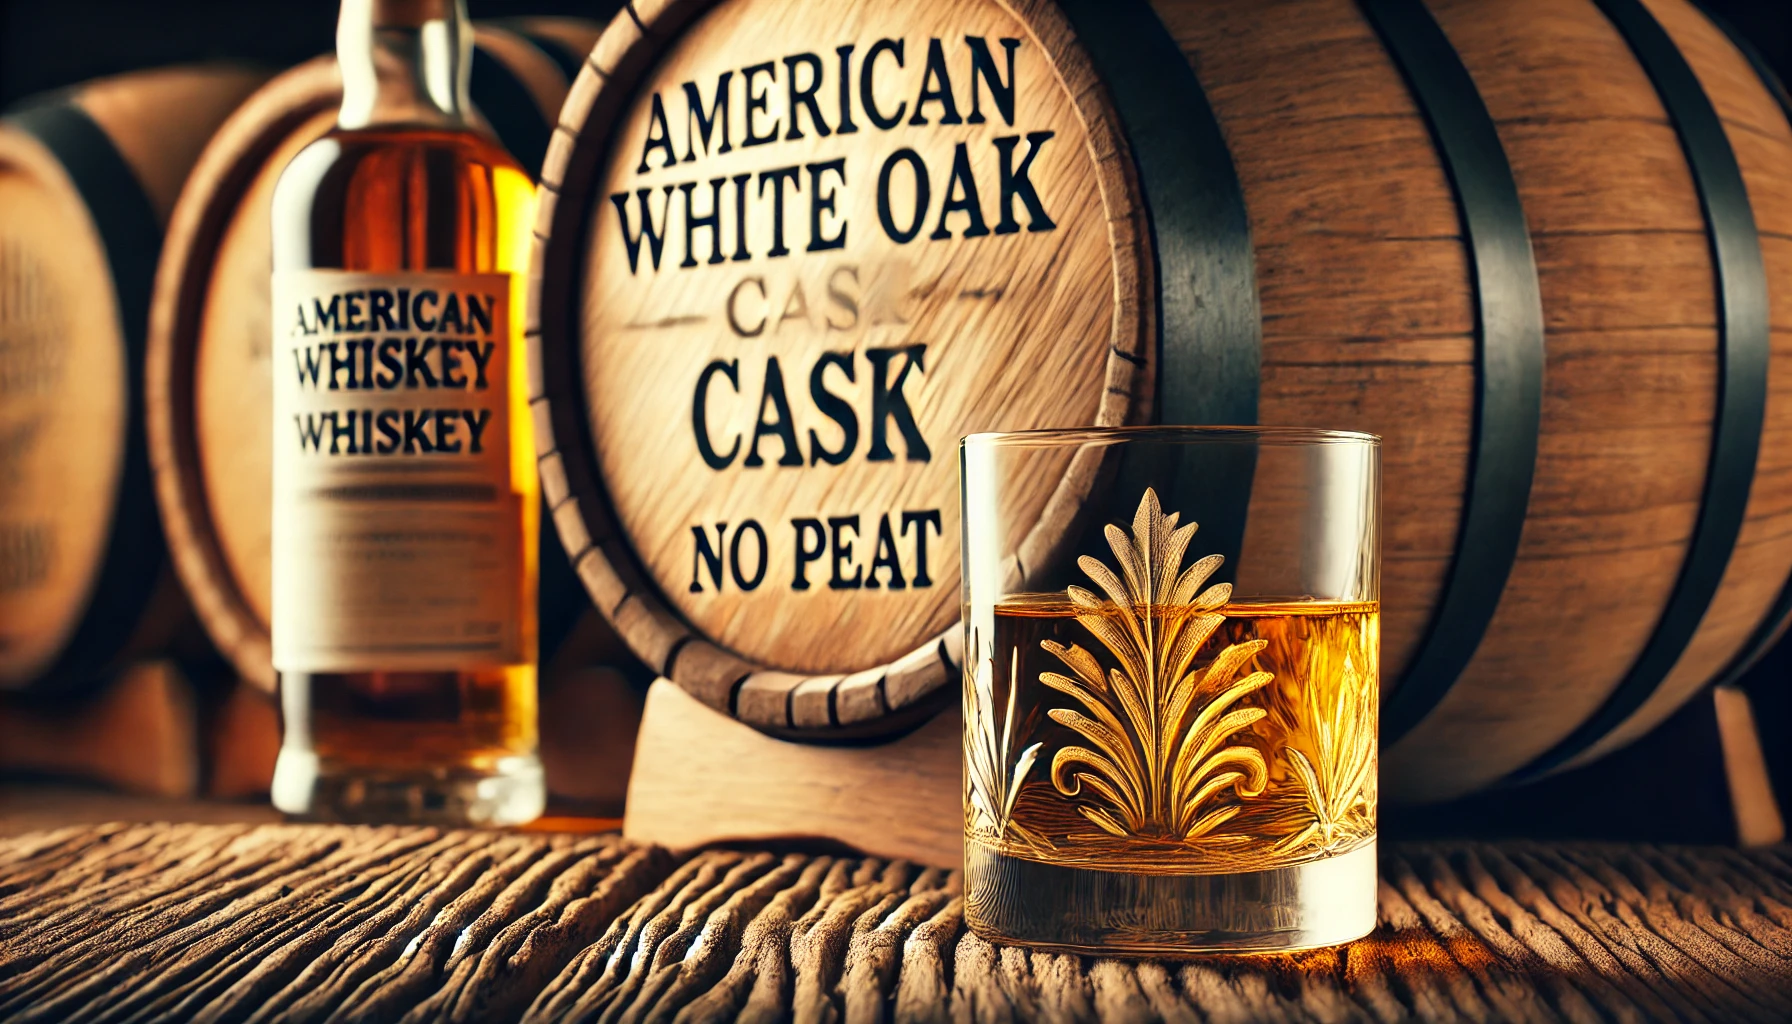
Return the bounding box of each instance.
[1575,0,1792,763]
[1377,0,1715,795]
[0,824,669,1024]
[537,0,1792,789]
[1158,0,1475,690]
[537,0,1152,734]
[8,823,1792,1022]
[1162,0,1792,799]
[1388,0,1792,791]
[530,841,1792,1023]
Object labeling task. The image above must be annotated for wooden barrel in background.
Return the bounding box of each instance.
[538,0,1151,741]
[146,21,608,694]
[530,0,1792,801]
[0,65,267,694]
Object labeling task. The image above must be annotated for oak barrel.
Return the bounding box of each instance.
[0,65,267,693]
[534,0,1792,800]
[146,21,607,692]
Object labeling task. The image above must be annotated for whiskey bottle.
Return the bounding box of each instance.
[268,0,543,824]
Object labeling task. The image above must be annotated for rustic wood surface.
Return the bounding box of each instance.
[0,824,668,1024]
[6,823,1792,1021]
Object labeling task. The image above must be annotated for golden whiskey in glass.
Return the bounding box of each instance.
[961,427,1379,954]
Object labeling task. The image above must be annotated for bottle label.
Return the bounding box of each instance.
[271,270,523,672]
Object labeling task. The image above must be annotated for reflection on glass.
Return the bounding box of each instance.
[961,428,1380,954]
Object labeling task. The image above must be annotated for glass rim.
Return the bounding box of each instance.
[961,425,1381,449]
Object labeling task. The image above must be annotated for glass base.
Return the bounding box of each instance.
[964,839,1377,955]
[271,748,546,827]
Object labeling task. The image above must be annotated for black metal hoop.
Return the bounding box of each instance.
[1696,4,1792,691]
[1358,0,1547,746]
[1056,0,1262,580]
[1511,0,1770,782]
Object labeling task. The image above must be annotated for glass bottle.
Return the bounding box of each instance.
[268,0,542,825]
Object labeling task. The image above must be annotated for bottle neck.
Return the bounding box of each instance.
[336,0,471,130]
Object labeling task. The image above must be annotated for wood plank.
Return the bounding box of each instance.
[0,823,669,1023]
[522,839,1792,1022]
[5,818,1792,1021]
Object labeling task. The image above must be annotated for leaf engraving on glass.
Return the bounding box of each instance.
[1274,650,1377,855]
[1041,488,1272,843]
[965,633,1045,848]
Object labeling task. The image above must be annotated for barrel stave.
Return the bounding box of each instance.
[1572,0,1792,763]
[1163,0,1475,685]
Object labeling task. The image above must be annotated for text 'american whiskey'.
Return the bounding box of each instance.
[268,0,542,825]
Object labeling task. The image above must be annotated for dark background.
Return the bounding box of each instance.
[2,0,1788,109]
[0,0,617,108]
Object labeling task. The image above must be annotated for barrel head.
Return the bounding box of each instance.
[537,0,1152,737]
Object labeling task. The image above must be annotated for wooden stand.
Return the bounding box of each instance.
[1714,684,1784,846]
[1387,682,1785,846]
[0,662,200,797]
[623,680,963,867]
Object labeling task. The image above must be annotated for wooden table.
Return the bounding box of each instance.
[5,822,1792,1022]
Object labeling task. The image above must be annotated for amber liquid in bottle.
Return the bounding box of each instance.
[269,0,542,824]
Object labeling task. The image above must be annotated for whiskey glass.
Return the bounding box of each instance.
[960,426,1380,954]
